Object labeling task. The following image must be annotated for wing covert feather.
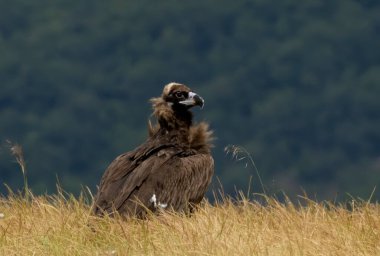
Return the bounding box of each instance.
[93,146,175,215]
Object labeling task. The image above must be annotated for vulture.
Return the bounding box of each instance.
[93,82,214,218]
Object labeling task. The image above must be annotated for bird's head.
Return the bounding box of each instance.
[149,82,205,132]
[162,82,204,109]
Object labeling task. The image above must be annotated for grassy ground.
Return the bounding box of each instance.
[1,144,379,255]
[0,192,379,256]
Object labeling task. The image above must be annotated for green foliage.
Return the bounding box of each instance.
[0,0,379,200]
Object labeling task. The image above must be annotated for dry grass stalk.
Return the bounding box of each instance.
[6,140,30,199]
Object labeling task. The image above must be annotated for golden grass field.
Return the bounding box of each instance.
[0,191,379,256]
[1,144,379,255]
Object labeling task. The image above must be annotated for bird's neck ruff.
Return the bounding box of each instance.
[149,97,213,153]
[150,97,192,130]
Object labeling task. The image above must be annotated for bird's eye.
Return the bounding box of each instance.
[174,91,184,98]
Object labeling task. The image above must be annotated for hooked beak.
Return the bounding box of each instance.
[179,92,205,109]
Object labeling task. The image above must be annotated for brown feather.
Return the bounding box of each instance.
[93,83,214,218]
[189,122,214,154]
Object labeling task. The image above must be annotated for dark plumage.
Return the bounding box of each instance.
[93,83,214,218]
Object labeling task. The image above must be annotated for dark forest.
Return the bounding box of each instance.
[1,0,379,201]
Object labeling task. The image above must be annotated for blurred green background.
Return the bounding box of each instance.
[1,0,379,201]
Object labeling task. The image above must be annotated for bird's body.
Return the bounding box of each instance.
[93,83,214,218]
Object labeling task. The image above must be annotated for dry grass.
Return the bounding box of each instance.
[0,192,379,256]
[1,143,379,255]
